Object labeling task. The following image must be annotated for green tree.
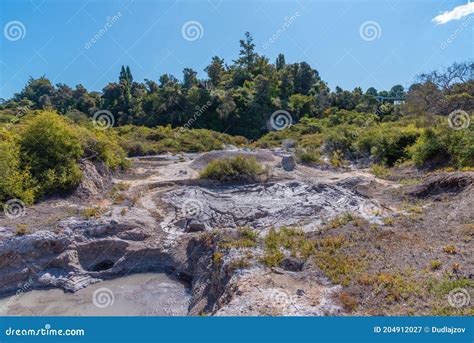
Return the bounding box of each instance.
[276,53,286,71]
[183,68,198,89]
[205,56,225,86]
[235,32,257,72]
[0,130,35,204]
[294,62,318,95]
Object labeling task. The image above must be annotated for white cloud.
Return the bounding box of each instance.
[432,1,474,24]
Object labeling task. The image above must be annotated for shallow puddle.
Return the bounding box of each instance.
[0,273,190,316]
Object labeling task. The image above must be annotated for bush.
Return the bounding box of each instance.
[296,147,320,164]
[371,164,392,178]
[77,127,129,170]
[354,124,421,166]
[0,130,35,204]
[19,112,83,196]
[200,154,264,182]
[409,128,447,167]
[322,124,358,157]
[409,124,474,168]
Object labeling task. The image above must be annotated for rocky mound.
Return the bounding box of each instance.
[406,172,474,198]
[160,180,381,233]
[73,161,112,200]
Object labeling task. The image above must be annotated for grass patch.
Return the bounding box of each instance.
[329,150,348,168]
[338,291,359,311]
[261,227,315,267]
[371,164,391,179]
[429,260,442,270]
[15,224,30,236]
[296,147,320,164]
[372,272,421,303]
[115,182,130,191]
[82,206,105,218]
[219,227,259,250]
[213,252,224,265]
[229,258,251,271]
[427,276,474,315]
[313,235,365,286]
[325,212,355,229]
[382,217,394,226]
[442,245,457,255]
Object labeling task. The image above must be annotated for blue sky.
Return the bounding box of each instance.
[0,0,472,99]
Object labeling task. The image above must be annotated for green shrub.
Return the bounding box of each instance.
[322,124,358,157]
[408,128,448,167]
[0,130,35,204]
[296,147,320,164]
[409,124,474,168]
[199,154,264,182]
[77,127,130,170]
[371,164,392,178]
[355,124,421,166]
[19,112,83,196]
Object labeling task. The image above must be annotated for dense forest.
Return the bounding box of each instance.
[0,32,473,205]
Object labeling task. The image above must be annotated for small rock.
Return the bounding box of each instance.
[281,155,296,171]
[175,219,187,230]
[296,289,305,296]
[280,257,304,271]
[185,220,206,233]
[282,139,297,150]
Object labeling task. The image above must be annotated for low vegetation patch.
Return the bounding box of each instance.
[0,111,129,205]
[199,154,265,182]
[219,227,259,250]
[261,227,315,267]
[371,164,392,179]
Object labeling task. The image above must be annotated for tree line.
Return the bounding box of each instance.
[1,32,472,139]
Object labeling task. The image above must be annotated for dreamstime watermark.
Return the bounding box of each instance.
[440,15,474,50]
[447,288,471,308]
[163,280,211,315]
[359,21,382,41]
[262,12,300,50]
[448,110,470,130]
[266,110,293,131]
[181,199,204,219]
[3,199,26,219]
[350,115,377,139]
[444,192,473,224]
[92,110,115,130]
[92,287,115,308]
[84,12,122,49]
[7,105,31,125]
[0,278,33,314]
[5,323,85,337]
[267,288,293,309]
[4,20,26,41]
[174,100,213,138]
[181,21,204,41]
[336,195,354,208]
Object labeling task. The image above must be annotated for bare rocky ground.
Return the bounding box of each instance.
[0,148,472,316]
